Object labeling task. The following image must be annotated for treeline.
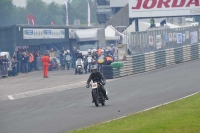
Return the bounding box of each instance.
[0,0,96,26]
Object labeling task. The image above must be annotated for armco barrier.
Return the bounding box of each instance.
[113,43,200,78]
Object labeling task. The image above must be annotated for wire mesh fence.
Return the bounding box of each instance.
[129,26,200,54]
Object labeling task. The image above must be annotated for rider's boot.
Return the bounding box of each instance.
[105,95,109,100]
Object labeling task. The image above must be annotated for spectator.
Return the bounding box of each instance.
[46,50,51,57]
[16,50,22,73]
[49,48,55,58]
[59,47,65,68]
[0,56,3,77]
[160,19,167,27]
[33,49,40,70]
[11,55,18,76]
[2,55,8,76]
[150,18,155,28]
[71,46,77,69]
[22,52,29,74]
[29,51,34,72]
[61,47,65,54]
[98,46,102,57]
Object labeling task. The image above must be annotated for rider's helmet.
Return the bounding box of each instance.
[101,49,104,55]
[91,65,98,74]
[66,50,70,54]
[93,49,97,53]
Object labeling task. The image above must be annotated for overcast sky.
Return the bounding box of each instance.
[13,0,65,7]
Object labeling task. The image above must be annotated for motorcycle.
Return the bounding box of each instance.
[49,58,58,71]
[75,58,84,75]
[90,81,107,107]
[65,54,72,70]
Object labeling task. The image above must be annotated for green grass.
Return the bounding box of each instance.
[69,93,200,133]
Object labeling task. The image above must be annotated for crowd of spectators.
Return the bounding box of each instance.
[0,48,40,78]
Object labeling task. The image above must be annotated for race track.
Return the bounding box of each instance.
[0,60,200,133]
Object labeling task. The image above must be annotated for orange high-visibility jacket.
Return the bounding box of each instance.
[29,53,34,62]
[42,56,50,65]
[98,48,102,56]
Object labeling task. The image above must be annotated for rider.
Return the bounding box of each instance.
[92,49,98,60]
[105,54,114,65]
[64,50,71,62]
[77,50,83,59]
[87,49,92,56]
[86,65,109,102]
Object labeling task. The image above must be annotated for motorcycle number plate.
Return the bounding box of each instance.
[78,66,81,68]
[92,83,98,89]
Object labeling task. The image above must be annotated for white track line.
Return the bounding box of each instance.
[6,79,119,100]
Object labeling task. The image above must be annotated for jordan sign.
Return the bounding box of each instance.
[129,0,200,18]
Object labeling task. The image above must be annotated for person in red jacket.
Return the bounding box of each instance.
[41,53,50,78]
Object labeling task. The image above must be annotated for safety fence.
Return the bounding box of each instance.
[112,43,200,79]
[129,26,200,54]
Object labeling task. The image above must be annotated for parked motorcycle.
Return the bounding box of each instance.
[89,81,107,107]
[75,58,84,75]
[49,58,58,71]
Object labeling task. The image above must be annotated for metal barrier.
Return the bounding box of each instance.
[129,26,200,54]
[113,43,200,78]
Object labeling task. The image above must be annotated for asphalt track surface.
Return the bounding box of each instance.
[0,60,200,133]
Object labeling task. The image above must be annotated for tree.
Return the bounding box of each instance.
[13,6,27,24]
[47,2,64,25]
[0,0,14,26]
[0,0,97,26]
[26,0,48,25]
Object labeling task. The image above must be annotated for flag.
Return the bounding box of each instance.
[88,2,90,26]
[26,15,30,25]
[65,1,69,26]
[51,21,55,26]
[30,14,35,25]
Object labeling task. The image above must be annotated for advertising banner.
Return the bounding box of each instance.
[129,0,200,18]
[190,31,198,44]
[164,34,168,42]
[177,33,182,44]
[149,36,153,45]
[156,35,161,49]
[23,29,65,39]
[168,33,173,42]
[173,33,177,42]
[185,31,190,39]
[183,34,186,42]
[199,29,200,40]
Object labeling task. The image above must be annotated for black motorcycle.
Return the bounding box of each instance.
[89,81,106,107]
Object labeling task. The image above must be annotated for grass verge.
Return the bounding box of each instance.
[69,93,200,133]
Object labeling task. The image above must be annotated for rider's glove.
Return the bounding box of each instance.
[102,81,106,85]
[86,84,90,88]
